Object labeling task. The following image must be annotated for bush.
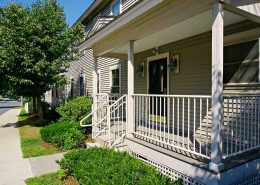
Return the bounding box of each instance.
[59,148,178,185]
[19,108,27,116]
[40,120,85,150]
[56,96,92,122]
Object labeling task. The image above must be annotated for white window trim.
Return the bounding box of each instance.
[110,0,122,16]
[147,52,170,95]
[110,64,121,94]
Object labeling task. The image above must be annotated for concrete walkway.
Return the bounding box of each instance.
[0,108,64,185]
[0,108,33,185]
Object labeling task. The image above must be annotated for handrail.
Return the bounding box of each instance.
[223,94,260,98]
[92,94,108,109]
[132,94,211,98]
[80,99,109,127]
[92,95,127,129]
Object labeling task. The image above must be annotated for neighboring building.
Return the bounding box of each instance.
[48,0,260,184]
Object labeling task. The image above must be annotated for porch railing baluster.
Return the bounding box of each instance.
[131,94,260,160]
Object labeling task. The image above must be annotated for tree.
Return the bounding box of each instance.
[0,0,84,118]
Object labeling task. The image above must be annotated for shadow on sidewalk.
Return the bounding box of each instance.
[1,114,48,128]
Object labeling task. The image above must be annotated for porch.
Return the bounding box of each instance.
[80,0,260,184]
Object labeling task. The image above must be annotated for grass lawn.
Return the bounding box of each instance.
[18,109,61,158]
[25,172,79,185]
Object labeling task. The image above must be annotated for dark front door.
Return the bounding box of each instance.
[149,58,168,124]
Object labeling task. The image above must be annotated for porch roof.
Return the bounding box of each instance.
[79,0,260,58]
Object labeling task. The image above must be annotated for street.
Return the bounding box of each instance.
[0,100,21,116]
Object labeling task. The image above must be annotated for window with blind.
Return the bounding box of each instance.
[224,40,259,84]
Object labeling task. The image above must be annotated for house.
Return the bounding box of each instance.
[49,0,260,184]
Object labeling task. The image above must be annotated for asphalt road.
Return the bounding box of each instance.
[0,100,21,116]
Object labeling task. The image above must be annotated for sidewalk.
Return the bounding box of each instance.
[0,109,63,185]
[0,108,33,185]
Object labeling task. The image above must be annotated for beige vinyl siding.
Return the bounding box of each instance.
[97,57,128,94]
[134,33,212,96]
[66,50,94,97]
[134,49,154,94]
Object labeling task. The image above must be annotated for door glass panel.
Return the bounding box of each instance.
[148,58,168,124]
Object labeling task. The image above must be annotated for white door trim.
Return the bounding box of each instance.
[147,52,170,94]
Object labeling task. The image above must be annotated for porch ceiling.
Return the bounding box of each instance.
[106,10,246,55]
[91,0,216,57]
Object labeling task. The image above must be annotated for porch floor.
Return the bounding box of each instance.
[128,134,260,172]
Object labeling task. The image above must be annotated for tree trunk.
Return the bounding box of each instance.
[36,96,43,119]
[33,97,37,114]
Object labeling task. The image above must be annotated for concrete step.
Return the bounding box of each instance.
[86,142,103,149]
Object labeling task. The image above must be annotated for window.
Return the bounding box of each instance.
[70,78,74,98]
[79,74,85,96]
[110,65,121,93]
[111,0,121,16]
[52,89,54,97]
[224,40,259,84]
[97,70,101,93]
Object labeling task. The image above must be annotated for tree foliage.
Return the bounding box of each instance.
[0,0,84,98]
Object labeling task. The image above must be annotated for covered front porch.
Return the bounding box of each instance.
[81,0,260,183]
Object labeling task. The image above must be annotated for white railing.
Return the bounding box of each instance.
[132,94,212,159]
[87,16,115,38]
[91,94,127,146]
[80,96,109,127]
[80,93,127,146]
[223,94,260,158]
[108,94,128,146]
[80,93,122,127]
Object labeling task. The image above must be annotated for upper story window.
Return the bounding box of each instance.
[224,40,259,85]
[111,0,121,16]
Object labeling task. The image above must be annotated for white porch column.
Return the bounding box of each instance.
[209,2,224,172]
[127,40,134,133]
[93,57,98,110]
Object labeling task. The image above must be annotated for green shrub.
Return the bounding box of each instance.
[40,120,85,150]
[59,148,179,185]
[19,108,27,116]
[56,96,92,122]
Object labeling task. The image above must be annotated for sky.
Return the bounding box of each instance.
[0,0,94,26]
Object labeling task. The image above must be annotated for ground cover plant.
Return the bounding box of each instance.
[58,148,182,185]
